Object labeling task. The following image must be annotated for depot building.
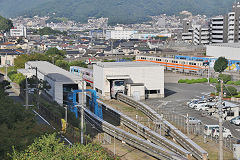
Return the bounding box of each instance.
[93,61,164,100]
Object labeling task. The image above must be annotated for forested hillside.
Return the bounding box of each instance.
[0,0,236,24]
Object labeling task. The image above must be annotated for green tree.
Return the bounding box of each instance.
[0,15,13,32]
[214,57,228,73]
[0,80,53,159]
[11,134,114,160]
[46,47,66,57]
[218,74,232,84]
[55,60,70,70]
[225,86,237,96]
[69,61,87,68]
[14,53,52,68]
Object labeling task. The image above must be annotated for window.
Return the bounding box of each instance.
[146,90,160,94]
[114,81,124,86]
[227,111,234,116]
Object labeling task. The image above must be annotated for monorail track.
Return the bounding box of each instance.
[82,107,188,160]
[116,93,208,160]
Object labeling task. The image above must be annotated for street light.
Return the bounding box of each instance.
[28,66,39,109]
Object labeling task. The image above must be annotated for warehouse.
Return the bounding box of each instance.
[25,61,81,105]
[93,61,164,100]
[206,43,240,60]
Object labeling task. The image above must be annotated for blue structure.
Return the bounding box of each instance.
[68,89,103,119]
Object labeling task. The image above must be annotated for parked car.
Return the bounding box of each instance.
[213,128,232,138]
[230,116,240,126]
[204,125,219,136]
[190,101,208,109]
[186,117,202,125]
[187,99,199,107]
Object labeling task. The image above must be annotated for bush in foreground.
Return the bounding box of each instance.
[10,134,115,160]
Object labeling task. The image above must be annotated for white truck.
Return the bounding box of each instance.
[111,80,125,99]
[213,128,232,138]
[230,116,240,126]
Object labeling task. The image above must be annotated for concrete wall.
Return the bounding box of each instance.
[93,64,164,99]
[207,45,240,60]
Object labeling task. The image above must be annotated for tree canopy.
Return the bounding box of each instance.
[214,57,228,73]
[0,80,53,159]
[45,47,66,56]
[0,15,13,32]
[11,134,115,160]
[32,27,67,36]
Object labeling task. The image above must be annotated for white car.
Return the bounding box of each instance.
[213,128,232,138]
[190,101,208,109]
[186,117,202,125]
[230,116,240,126]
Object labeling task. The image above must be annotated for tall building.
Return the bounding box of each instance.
[210,2,240,43]
[193,25,210,45]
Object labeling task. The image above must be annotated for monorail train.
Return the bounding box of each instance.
[70,66,93,85]
[135,55,209,74]
[175,55,240,71]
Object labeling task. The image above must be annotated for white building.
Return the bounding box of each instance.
[10,26,27,38]
[193,25,210,45]
[93,62,164,100]
[25,61,81,105]
[211,16,227,43]
[106,27,137,40]
[206,43,240,60]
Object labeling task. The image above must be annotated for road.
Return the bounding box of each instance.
[143,83,240,139]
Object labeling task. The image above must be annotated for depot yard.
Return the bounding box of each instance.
[143,83,240,138]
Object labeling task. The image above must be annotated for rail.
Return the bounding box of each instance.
[116,93,208,160]
[82,107,187,160]
[97,100,191,159]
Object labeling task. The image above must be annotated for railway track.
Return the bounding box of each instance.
[116,93,208,160]
[98,100,192,159]
[82,107,188,160]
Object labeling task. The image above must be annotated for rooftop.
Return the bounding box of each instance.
[26,61,80,83]
[95,61,162,68]
[209,43,240,48]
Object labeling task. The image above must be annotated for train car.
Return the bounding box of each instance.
[70,66,93,86]
[135,55,208,74]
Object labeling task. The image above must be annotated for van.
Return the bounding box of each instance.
[204,125,219,136]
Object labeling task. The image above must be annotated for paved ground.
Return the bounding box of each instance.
[143,83,240,139]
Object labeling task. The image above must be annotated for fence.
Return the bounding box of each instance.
[157,108,238,152]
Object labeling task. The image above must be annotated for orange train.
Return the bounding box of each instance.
[135,55,208,74]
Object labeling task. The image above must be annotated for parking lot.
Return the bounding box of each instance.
[143,83,240,138]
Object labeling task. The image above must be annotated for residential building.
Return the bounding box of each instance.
[10,26,27,38]
[106,27,137,40]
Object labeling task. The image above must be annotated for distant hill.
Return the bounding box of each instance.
[0,0,236,24]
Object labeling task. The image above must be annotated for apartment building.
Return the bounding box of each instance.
[193,25,210,45]
[210,2,240,43]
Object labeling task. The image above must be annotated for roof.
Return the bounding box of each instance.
[95,61,162,68]
[0,49,25,55]
[208,43,240,48]
[26,61,80,83]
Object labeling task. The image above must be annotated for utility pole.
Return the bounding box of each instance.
[219,80,224,160]
[35,67,39,109]
[81,76,84,144]
[5,53,8,80]
[208,65,210,83]
[25,76,29,109]
[65,106,68,123]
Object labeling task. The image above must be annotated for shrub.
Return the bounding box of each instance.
[186,79,193,84]
[178,79,186,83]
[218,74,232,84]
[234,81,240,85]
[225,86,238,96]
[226,81,235,85]
[209,78,218,83]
